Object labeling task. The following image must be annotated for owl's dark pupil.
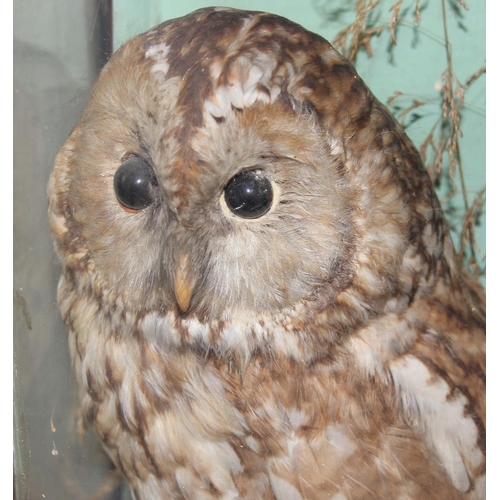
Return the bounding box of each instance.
[224,170,273,219]
[114,157,156,210]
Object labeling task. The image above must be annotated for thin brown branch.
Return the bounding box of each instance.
[441,0,478,268]
[332,0,383,61]
[386,90,404,109]
[457,188,485,273]
[414,0,421,24]
[389,0,403,43]
[465,66,486,88]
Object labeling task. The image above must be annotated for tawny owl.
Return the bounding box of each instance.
[48,7,486,499]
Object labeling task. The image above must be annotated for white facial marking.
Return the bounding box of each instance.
[145,42,171,75]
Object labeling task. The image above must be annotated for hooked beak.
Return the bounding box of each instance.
[174,253,196,312]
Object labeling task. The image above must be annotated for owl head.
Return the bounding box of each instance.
[49,8,440,335]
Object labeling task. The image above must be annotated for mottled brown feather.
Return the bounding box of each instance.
[48,7,485,500]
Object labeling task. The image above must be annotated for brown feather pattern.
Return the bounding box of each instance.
[48,8,485,499]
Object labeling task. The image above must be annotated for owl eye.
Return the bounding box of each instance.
[114,156,157,211]
[224,169,273,219]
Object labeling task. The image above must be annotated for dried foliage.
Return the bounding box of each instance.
[331,0,485,280]
[332,1,384,60]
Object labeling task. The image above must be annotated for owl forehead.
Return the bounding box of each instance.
[133,8,341,211]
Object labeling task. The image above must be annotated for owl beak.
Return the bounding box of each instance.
[174,253,196,312]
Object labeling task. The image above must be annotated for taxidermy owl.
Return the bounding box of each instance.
[48,7,485,499]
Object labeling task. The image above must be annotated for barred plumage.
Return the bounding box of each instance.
[49,8,485,499]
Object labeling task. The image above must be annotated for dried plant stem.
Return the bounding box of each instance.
[331,0,485,278]
[465,66,486,88]
[414,0,421,24]
[333,0,383,61]
[440,0,477,268]
[389,0,403,43]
